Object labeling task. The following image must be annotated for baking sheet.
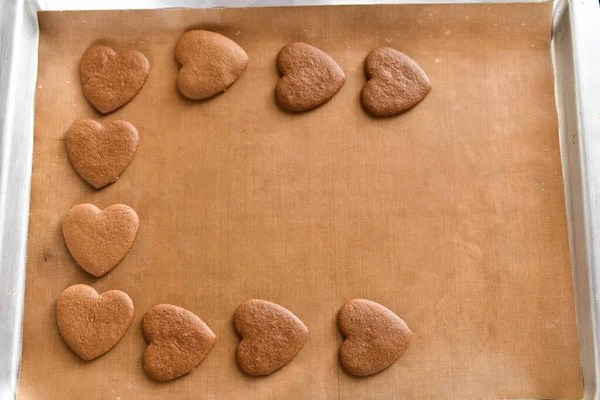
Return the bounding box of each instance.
[17,4,582,399]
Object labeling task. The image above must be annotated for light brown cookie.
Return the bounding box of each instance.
[338,299,412,377]
[66,119,139,189]
[234,299,309,376]
[142,304,216,382]
[80,45,150,114]
[175,30,249,100]
[275,42,345,112]
[62,203,139,277]
[57,284,134,361]
[361,47,431,117]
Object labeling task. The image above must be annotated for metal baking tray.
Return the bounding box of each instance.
[1,0,599,398]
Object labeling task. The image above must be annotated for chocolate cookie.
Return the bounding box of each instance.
[338,299,412,376]
[234,299,309,376]
[66,119,139,189]
[275,42,345,112]
[57,284,134,360]
[361,47,431,117]
[62,203,139,277]
[142,304,216,382]
[175,30,249,100]
[80,45,150,113]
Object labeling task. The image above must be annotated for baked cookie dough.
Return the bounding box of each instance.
[361,47,431,117]
[57,284,134,360]
[142,304,216,382]
[338,299,412,376]
[175,30,249,100]
[275,42,345,112]
[66,119,139,189]
[62,203,139,277]
[234,299,309,376]
[80,45,150,113]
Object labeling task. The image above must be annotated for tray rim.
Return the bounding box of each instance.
[552,0,600,398]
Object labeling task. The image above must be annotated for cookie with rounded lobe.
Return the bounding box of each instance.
[62,203,139,277]
[361,47,431,117]
[175,30,249,100]
[80,45,150,114]
[275,42,345,112]
[57,284,134,361]
[66,119,139,189]
[142,304,216,382]
[338,299,412,376]
[234,299,309,376]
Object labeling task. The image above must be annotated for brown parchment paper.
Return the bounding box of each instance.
[18,4,583,399]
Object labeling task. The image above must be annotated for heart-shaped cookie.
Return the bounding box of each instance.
[66,119,139,189]
[142,304,216,382]
[338,299,412,377]
[275,42,345,112]
[62,203,139,277]
[175,30,249,100]
[80,45,150,114]
[361,47,431,117]
[57,284,134,360]
[234,299,309,376]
